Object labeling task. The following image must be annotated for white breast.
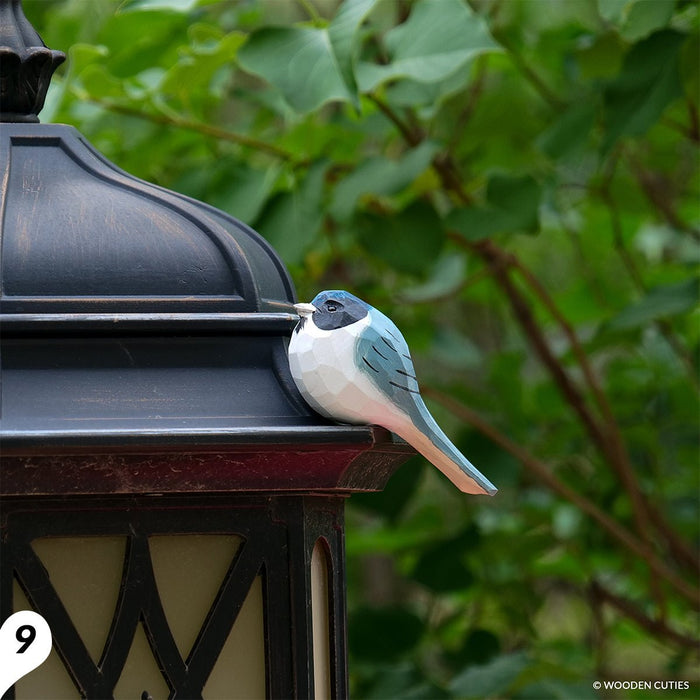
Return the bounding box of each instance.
[288,316,405,427]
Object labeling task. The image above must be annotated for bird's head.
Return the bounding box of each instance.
[294,290,370,331]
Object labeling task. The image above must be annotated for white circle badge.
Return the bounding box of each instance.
[0,611,52,696]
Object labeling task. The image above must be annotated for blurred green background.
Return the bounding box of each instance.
[23,0,699,697]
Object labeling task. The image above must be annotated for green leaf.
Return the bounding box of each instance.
[399,254,466,303]
[449,652,530,698]
[531,550,590,584]
[328,0,379,103]
[606,277,699,331]
[78,64,124,99]
[431,327,482,370]
[67,42,110,73]
[238,26,353,113]
[514,679,599,699]
[447,174,542,240]
[160,31,245,100]
[680,33,700,102]
[537,102,596,160]
[236,0,379,112]
[385,66,474,113]
[208,163,280,224]
[597,0,628,24]
[599,0,675,42]
[602,29,686,152]
[331,141,439,220]
[576,31,626,80]
[619,0,674,42]
[98,10,188,77]
[254,162,327,265]
[348,607,424,662]
[356,0,499,92]
[357,201,445,274]
[359,663,449,700]
[486,174,542,234]
[120,0,199,10]
[447,206,512,242]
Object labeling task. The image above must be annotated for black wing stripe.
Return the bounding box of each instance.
[389,380,420,394]
[372,344,389,360]
[382,336,398,352]
[363,356,380,373]
[396,369,417,379]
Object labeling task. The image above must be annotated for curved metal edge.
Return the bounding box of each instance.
[0,311,299,335]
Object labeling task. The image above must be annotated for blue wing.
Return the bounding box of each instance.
[354,307,422,416]
[355,307,497,496]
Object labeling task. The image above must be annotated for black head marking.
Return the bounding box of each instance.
[310,290,370,331]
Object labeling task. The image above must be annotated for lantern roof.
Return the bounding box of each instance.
[0,0,414,495]
[0,121,295,315]
[0,0,291,315]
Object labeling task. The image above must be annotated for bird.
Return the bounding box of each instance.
[288,290,497,496]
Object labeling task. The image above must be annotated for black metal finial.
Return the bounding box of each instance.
[0,0,65,122]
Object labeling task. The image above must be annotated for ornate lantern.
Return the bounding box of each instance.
[0,2,413,697]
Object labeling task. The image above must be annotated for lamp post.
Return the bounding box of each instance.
[0,2,414,697]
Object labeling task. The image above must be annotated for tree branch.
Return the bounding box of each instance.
[626,151,700,241]
[599,182,700,391]
[687,98,700,143]
[471,240,613,459]
[599,186,647,292]
[590,581,700,651]
[74,90,305,165]
[370,95,473,204]
[367,94,422,146]
[447,55,489,154]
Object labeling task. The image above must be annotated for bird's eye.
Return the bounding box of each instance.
[325,301,340,313]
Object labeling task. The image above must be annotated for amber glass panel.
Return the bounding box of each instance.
[113,623,170,700]
[202,575,266,699]
[30,536,126,662]
[13,580,79,700]
[148,534,242,659]
[311,541,331,700]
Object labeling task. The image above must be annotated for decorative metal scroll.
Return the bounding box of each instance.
[0,495,347,699]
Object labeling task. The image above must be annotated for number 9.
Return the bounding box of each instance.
[16,625,36,654]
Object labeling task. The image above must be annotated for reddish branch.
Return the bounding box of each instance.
[687,99,700,143]
[589,581,700,651]
[472,240,612,459]
[626,151,700,241]
[481,239,699,578]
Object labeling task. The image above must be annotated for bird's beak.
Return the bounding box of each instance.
[294,303,317,318]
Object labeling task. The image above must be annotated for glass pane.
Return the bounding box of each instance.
[203,575,266,699]
[113,623,170,700]
[149,535,242,658]
[13,580,80,700]
[311,541,331,700]
[31,536,126,663]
